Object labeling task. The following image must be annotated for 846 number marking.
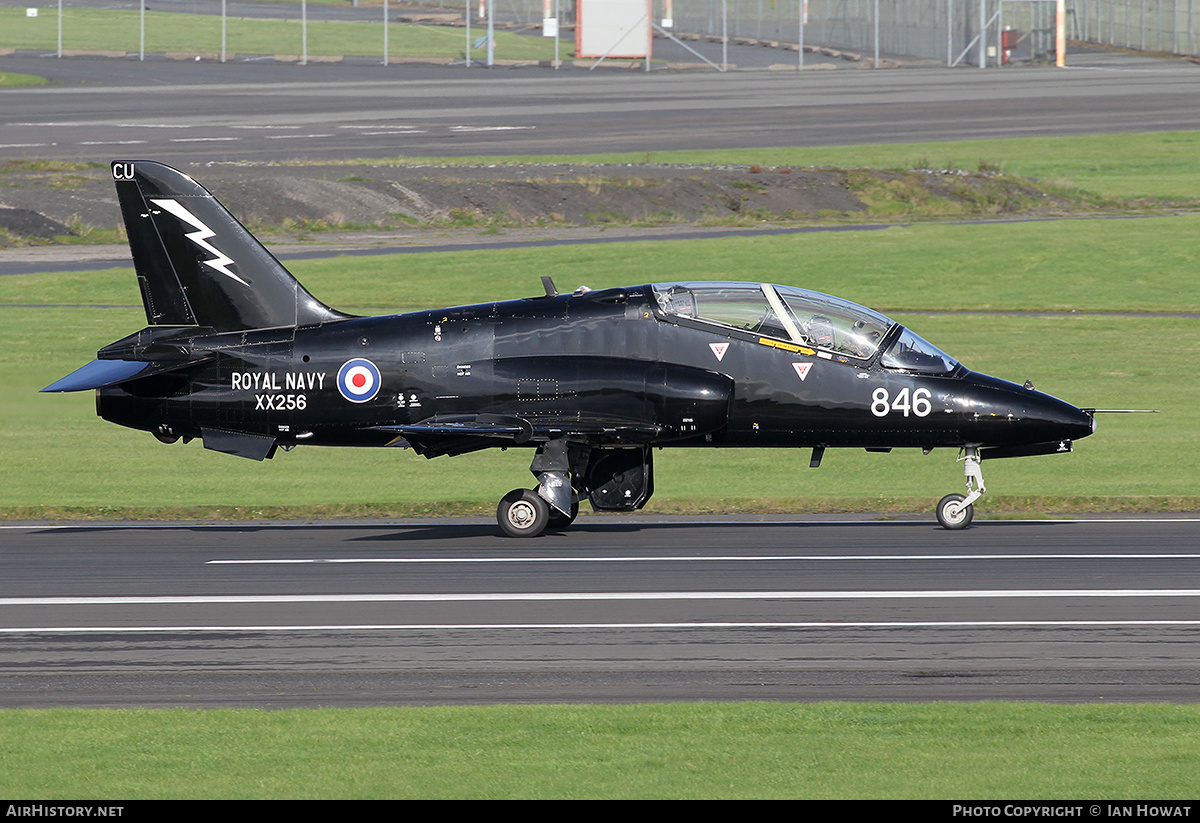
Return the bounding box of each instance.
[871,387,932,418]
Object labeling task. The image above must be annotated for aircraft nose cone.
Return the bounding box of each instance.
[960,372,1095,446]
[1031,396,1096,442]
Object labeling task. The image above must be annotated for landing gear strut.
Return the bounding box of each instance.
[547,499,580,529]
[936,446,985,530]
[495,438,581,538]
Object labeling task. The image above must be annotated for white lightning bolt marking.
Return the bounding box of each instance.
[150,198,248,287]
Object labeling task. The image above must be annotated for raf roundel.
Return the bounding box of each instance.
[337,358,381,403]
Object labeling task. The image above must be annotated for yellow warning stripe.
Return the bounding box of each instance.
[758,338,815,356]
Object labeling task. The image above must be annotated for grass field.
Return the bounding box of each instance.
[0,7,560,62]
[324,131,1200,203]
[4,703,1199,798]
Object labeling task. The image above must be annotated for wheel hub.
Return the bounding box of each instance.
[508,501,536,528]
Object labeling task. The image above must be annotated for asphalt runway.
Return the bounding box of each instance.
[2,517,1199,707]
[3,49,1200,162]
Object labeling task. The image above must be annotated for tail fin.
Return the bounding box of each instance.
[112,160,350,332]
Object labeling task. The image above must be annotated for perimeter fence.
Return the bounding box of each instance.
[3,0,1197,65]
[409,0,1200,62]
[1071,0,1199,54]
[645,0,1200,63]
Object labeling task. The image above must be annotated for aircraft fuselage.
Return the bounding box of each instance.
[96,284,1094,457]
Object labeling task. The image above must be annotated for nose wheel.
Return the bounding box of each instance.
[936,493,973,529]
[937,447,985,530]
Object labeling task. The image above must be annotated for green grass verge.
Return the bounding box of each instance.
[0,70,47,86]
[2,703,1198,798]
[4,214,1197,313]
[294,216,1200,313]
[2,217,1195,518]
[0,7,559,61]
[321,130,1200,204]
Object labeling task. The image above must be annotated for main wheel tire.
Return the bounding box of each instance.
[497,488,550,538]
[936,493,973,530]
[547,499,580,530]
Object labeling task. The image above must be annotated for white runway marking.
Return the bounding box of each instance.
[447,125,536,132]
[4,589,1200,607]
[4,620,1200,635]
[206,552,1200,565]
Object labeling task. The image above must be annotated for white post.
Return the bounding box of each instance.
[722,0,727,71]
[1055,0,1066,66]
[384,0,389,66]
[487,0,494,66]
[947,0,952,67]
[874,0,880,67]
[221,0,227,63]
[979,0,987,68]
[302,0,308,66]
[647,2,653,72]
[798,0,805,70]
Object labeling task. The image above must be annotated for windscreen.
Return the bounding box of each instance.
[880,327,959,374]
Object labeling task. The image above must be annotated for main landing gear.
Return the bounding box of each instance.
[936,446,985,530]
[495,488,580,538]
[494,441,653,537]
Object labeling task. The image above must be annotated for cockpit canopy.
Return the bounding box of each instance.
[652,282,959,374]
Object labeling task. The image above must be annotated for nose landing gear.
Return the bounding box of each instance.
[936,446,985,530]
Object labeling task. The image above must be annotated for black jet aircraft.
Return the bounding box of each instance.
[44,160,1099,536]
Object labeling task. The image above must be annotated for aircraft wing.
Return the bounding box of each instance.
[378,414,665,458]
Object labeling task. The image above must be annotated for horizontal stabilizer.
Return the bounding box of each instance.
[42,354,214,393]
[42,359,153,392]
